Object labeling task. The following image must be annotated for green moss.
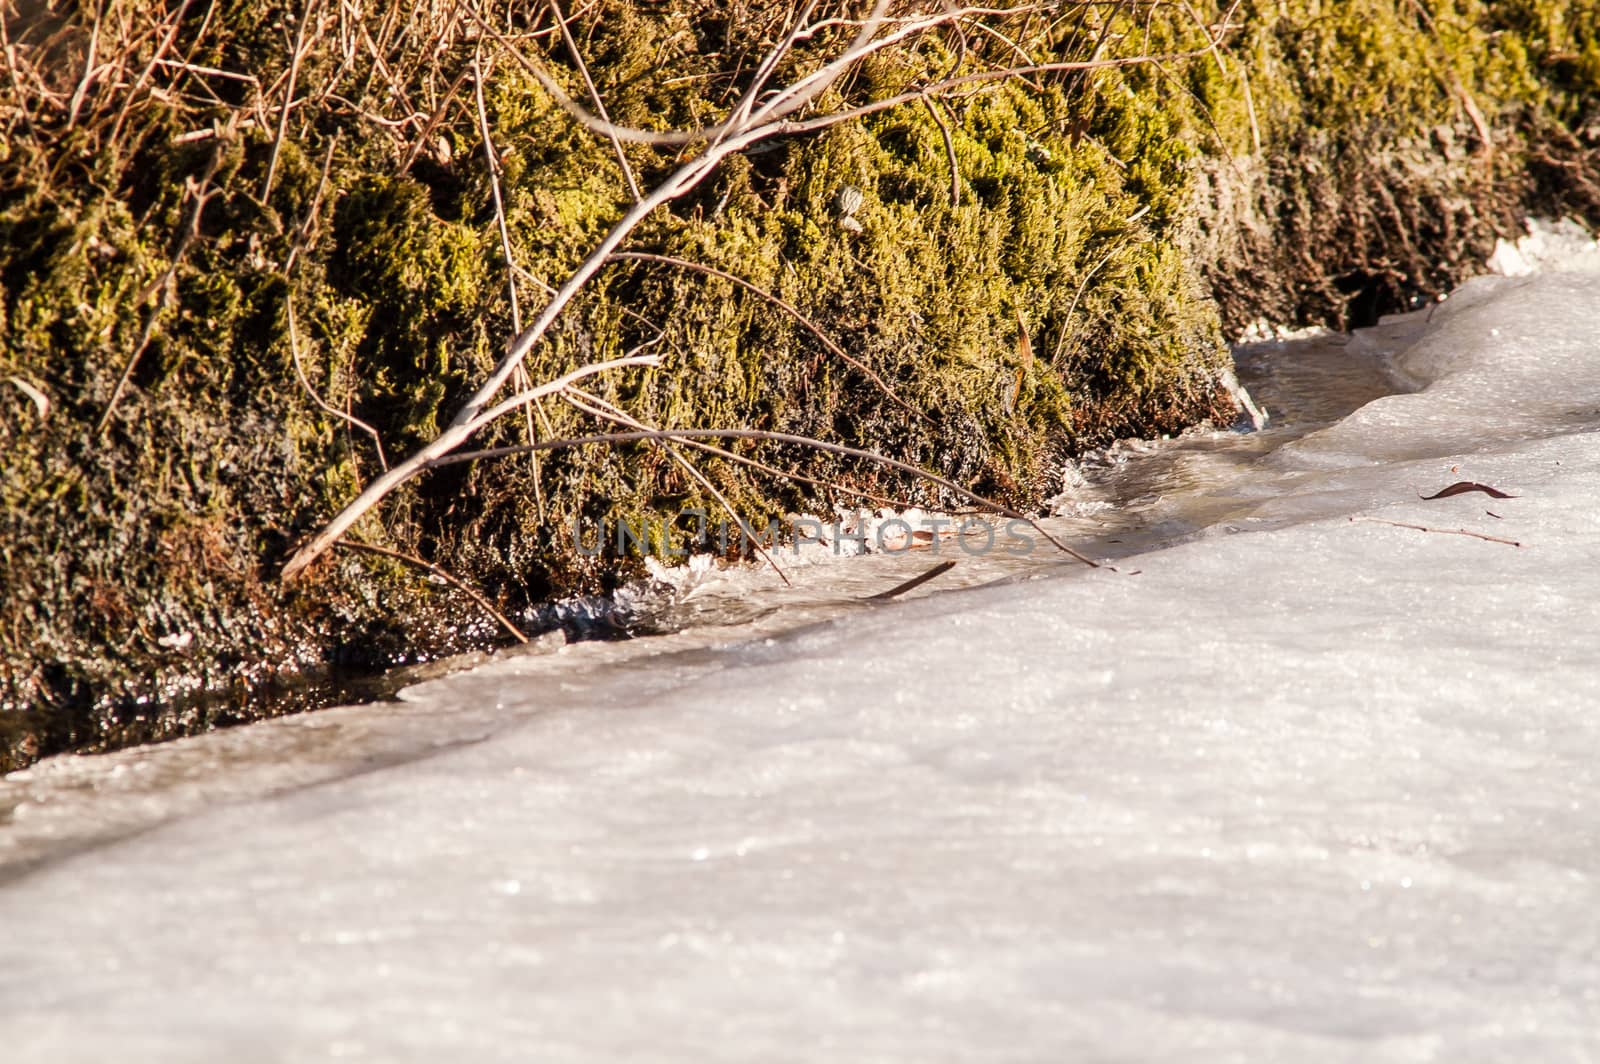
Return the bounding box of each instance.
[1178,0,1599,328]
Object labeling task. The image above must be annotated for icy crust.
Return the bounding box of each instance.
[3,251,1600,1060]
[1275,249,1600,475]
[1484,217,1600,278]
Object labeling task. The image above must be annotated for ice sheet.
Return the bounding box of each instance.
[3,246,1600,1062]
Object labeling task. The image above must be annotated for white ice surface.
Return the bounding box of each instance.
[4,253,1600,1062]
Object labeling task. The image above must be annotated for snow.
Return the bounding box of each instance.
[3,231,1600,1061]
[1484,216,1600,279]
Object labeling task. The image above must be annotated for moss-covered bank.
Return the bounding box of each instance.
[2,1,1596,770]
[1193,0,1600,329]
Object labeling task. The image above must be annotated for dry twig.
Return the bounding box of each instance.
[262,0,318,202]
[1352,516,1522,547]
[281,2,1169,581]
[920,95,962,207]
[546,0,641,201]
[559,387,793,584]
[608,251,930,422]
[282,353,661,577]
[473,48,547,521]
[563,388,918,512]
[430,427,1101,568]
[868,559,957,600]
[286,299,388,473]
[97,136,227,435]
[333,539,530,643]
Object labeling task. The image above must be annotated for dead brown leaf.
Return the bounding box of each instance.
[1421,481,1516,500]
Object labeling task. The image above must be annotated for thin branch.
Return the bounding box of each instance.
[262,0,317,202]
[278,130,386,472]
[470,354,661,430]
[65,0,104,129]
[282,1,1145,582]
[714,0,828,146]
[608,251,930,422]
[1237,60,1261,156]
[286,297,388,472]
[921,95,961,208]
[1051,247,1115,366]
[1178,0,1228,75]
[0,15,36,133]
[743,6,1058,132]
[473,48,546,521]
[527,42,1213,147]
[98,142,226,435]
[868,559,957,600]
[429,427,1101,568]
[285,107,825,579]
[281,353,661,579]
[564,388,918,512]
[8,376,50,419]
[777,49,1218,139]
[1403,0,1491,150]
[472,57,520,329]
[398,62,475,174]
[108,0,195,151]
[961,14,1045,92]
[485,3,1055,146]
[451,145,730,434]
[547,0,641,201]
[1352,516,1522,547]
[559,388,792,585]
[285,131,338,274]
[333,539,530,643]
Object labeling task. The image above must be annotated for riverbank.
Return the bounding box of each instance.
[4,232,1599,1061]
[4,1,1598,768]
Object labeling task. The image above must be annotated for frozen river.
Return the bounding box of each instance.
[3,226,1599,1061]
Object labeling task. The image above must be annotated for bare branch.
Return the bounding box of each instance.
[559,388,792,585]
[868,559,957,600]
[469,354,662,431]
[286,297,388,473]
[98,141,226,435]
[1352,516,1522,547]
[280,353,661,579]
[547,0,642,201]
[714,0,827,145]
[482,3,1066,146]
[472,55,521,330]
[471,12,721,147]
[474,49,549,521]
[429,427,1101,568]
[1051,247,1115,366]
[920,95,961,207]
[262,0,317,203]
[777,49,1218,138]
[108,0,195,151]
[334,539,530,643]
[65,0,104,129]
[398,62,476,175]
[607,251,931,423]
[281,1,1150,583]
[565,389,919,512]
